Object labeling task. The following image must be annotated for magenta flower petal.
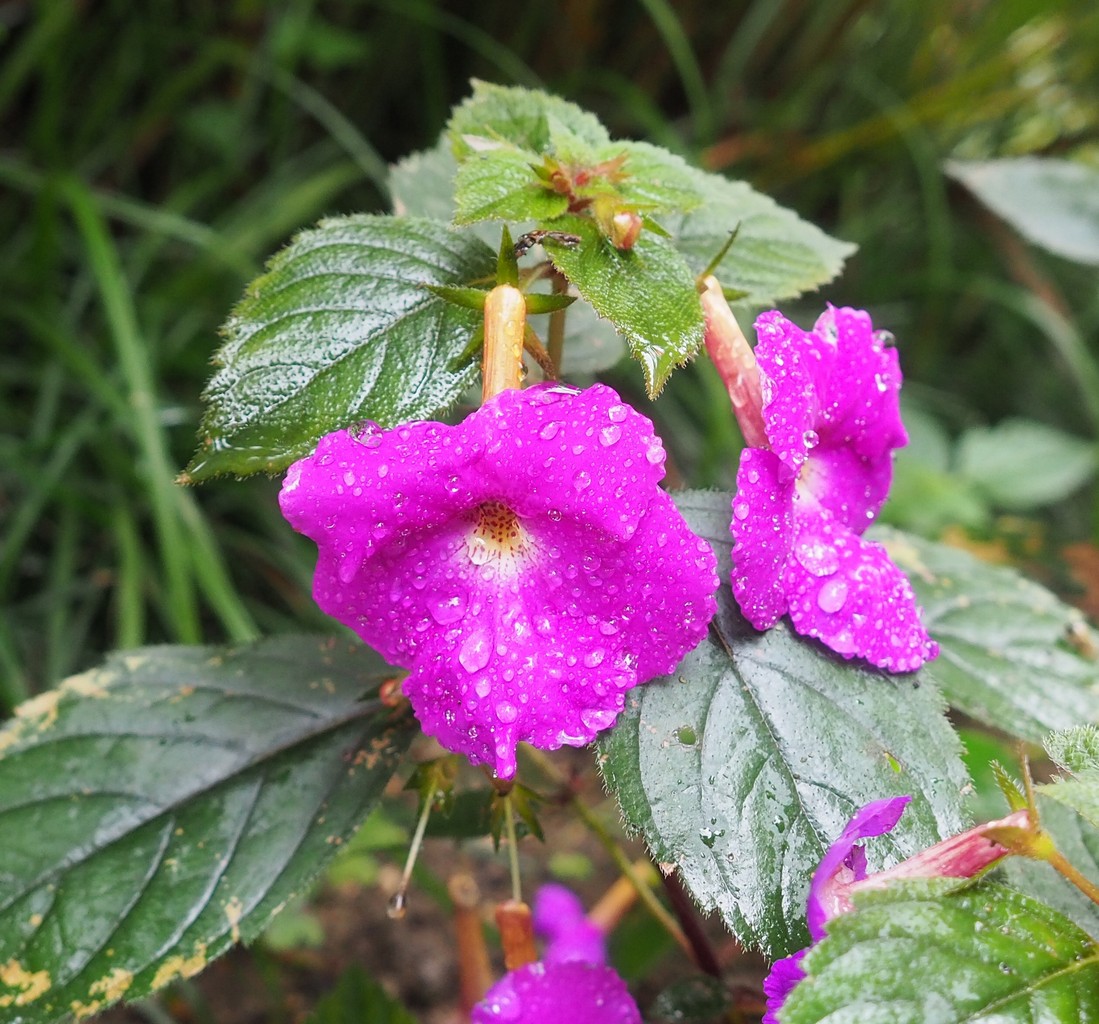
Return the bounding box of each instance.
[815,306,907,462]
[784,520,938,672]
[533,884,606,965]
[806,795,911,942]
[280,383,718,778]
[472,961,641,1024]
[754,310,834,478]
[729,304,936,672]
[731,447,795,629]
[799,441,893,533]
[762,950,807,1024]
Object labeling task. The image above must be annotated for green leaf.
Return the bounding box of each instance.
[1047,726,1099,774]
[542,215,704,395]
[389,138,459,224]
[598,491,968,957]
[947,157,1099,266]
[606,141,705,214]
[1038,729,1099,829]
[781,880,1099,1024]
[956,418,1097,511]
[874,527,1099,742]
[185,215,495,481]
[663,165,855,304]
[1004,797,1099,937]
[0,636,415,1021]
[453,145,570,225]
[448,81,610,160]
[305,965,417,1024]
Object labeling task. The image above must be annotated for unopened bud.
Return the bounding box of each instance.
[609,211,643,250]
[699,275,768,449]
[482,285,526,402]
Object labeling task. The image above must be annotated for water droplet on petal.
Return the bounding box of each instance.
[645,441,665,465]
[580,708,617,732]
[599,424,621,447]
[496,701,518,723]
[608,404,628,422]
[458,629,492,673]
[794,538,839,577]
[428,592,467,625]
[572,470,591,492]
[733,501,750,521]
[583,648,605,668]
[802,429,819,449]
[539,421,560,440]
[817,577,849,613]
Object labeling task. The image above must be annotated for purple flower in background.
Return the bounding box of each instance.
[533,883,606,965]
[472,960,641,1024]
[280,383,718,779]
[762,796,1026,1022]
[474,884,640,1024]
[710,293,936,672]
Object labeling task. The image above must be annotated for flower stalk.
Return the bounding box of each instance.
[483,284,527,402]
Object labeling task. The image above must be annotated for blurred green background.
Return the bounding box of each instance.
[3,0,1099,710]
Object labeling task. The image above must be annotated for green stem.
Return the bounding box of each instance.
[504,792,522,903]
[1047,848,1099,907]
[546,272,568,376]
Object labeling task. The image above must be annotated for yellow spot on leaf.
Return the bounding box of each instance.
[71,999,102,1019]
[28,914,42,928]
[63,671,109,699]
[90,968,133,1003]
[224,897,245,944]
[150,943,207,991]
[0,959,51,1007]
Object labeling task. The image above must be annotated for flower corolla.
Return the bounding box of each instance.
[703,281,937,672]
[280,383,718,778]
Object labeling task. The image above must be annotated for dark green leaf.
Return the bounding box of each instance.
[305,965,417,1024]
[874,527,1099,742]
[0,636,415,1021]
[663,165,854,304]
[650,975,732,1023]
[947,157,1099,266]
[453,146,570,225]
[1004,797,1099,938]
[185,215,495,481]
[448,81,610,160]
[542,216,704,395]
[782,880,1099,1024]
[957,418,1097,511]
[599,491,968,957]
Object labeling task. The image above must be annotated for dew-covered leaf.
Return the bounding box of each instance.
[599,491,968,958]
[957,418,1097,511]
[947,157,1099,266]
[0,636,414,1022]
[448,80,610,160]
[542,216,704,395]
[453,145,569,225]
[389,138,459,223]
[185,215,494,481]
[663,166,855,304]
[875,527,1099,742]
[781,880,1099,1024]
[1047,726,1099,775]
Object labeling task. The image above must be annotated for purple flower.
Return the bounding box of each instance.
[472,960,641,1024]
[279,382,718,778]
[714,295,937,672]
[533,883,606,965]
[474,885,640,1024]
[762,797,1027,1022]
